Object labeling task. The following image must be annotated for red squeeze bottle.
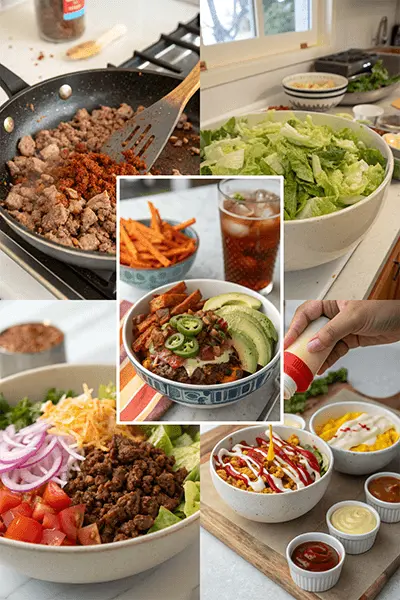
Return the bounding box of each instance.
[284,317,335,399]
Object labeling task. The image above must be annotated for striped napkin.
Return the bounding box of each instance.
[119,300,173,422]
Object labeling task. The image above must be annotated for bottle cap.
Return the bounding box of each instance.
[283,373,297,399]
[283,351,314,394]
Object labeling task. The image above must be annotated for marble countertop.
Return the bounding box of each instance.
[0,300,199,599]
[120,184,281,422]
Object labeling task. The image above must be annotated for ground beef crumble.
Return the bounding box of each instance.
[2,104,198,253]
[64,435,188,544]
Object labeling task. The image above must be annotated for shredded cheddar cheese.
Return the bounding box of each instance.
[39,384,117,451]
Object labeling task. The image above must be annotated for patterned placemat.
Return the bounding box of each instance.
[119,300,173,422]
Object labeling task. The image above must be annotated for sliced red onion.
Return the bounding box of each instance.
[0,432,45,464]
[58,437,85,461]
[1,431,26,449]
[1,449,63,492]
[22,436,59,468]
[18,421,49,436]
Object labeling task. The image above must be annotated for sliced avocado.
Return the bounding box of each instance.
[217,305,278,343]
[204,292,261,312]
[224,312,272,367]
[229,329,258,374]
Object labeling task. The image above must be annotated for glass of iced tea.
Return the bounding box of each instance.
[218,179,281,294]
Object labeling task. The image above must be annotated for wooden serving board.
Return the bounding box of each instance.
[201,425,400,600]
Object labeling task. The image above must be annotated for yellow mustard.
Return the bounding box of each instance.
[331,505,376,535]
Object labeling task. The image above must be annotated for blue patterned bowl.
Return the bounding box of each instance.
[123,279,281,409]
[120,219,199,289]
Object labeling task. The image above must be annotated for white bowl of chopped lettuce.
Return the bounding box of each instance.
[0,364,199,583]
[201,111,393,270]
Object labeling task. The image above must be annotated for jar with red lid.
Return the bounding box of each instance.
[34,0,86,43]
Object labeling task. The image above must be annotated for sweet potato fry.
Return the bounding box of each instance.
[120,225,138,260]
[124,220,164,244]
[149,202,162,234]
[129,223,171,268]
[156,308,170,325]
[173,218,196,231]
[150,293,188,313]
[132,324,156,353]
[170,290,202,316]
[137,313,158,333]
[164,281,187,295]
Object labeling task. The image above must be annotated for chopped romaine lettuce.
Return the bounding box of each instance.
[148,506,182,533]
[183,481,200,517]
[201,113,386,219]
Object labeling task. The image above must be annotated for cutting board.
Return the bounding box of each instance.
[201,425,400,600]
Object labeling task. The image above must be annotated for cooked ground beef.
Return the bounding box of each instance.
[64,434,188,544]
[151,354,243,385]
[3,105,198,253]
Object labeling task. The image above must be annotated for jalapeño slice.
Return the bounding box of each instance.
[174,338,200,358]
[176,316,203,337]
[165,332,185,351]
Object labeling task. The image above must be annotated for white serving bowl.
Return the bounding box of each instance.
[326,500,380,554]
[123,279,281,409]
[210,425,333,523]
[309,401,400,475]
[286,532,345,592]
[0,363,199,583]
[203,111,393,271]
[365,471,400,523]
[282,72,348,112]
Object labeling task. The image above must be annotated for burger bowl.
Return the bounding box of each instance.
[309,401,400,475]
[120,219,199,290]
[0,363,199,583]
[123,279,281,408]
[210,425,334,522]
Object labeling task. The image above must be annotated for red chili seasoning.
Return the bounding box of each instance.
[291,541,340,572]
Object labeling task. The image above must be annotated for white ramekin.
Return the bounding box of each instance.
[283,414,306,430]
[286,532,345,592]
[326,500,381,554]
[365,472,400,523]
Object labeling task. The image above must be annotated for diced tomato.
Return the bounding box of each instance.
[62,538,76,546]
[2,502,33,527]
[32,502,55,523]
[42,512,60,530]
[41,529,66,546]
[0,489,22,513]
[78,523,101,546]
[5,515,43,544]
[59,505,85,541]
[43,482,72,511]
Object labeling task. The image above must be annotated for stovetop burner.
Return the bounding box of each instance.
[315,48,379,77]
[0,15,199,300]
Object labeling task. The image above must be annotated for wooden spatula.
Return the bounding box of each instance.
[101,62,200,169]
[66,25,127,60]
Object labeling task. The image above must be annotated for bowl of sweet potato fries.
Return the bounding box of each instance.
[120,203,199,289]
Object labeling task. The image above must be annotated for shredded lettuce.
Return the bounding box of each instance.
[138,425,200,533]
[201,113,386,219]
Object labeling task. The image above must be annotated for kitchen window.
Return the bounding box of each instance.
[201,0,323,69]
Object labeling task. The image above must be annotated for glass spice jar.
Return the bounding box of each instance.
[34,0,86,43]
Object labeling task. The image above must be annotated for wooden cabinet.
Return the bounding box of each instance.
[369,235,400,299]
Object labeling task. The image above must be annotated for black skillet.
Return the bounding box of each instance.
[0,65,200,270]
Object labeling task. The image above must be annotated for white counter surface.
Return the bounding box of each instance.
[120,185,281,422]
[0,0,199,300]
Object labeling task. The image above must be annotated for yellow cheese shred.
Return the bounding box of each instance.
[39,384,117,451]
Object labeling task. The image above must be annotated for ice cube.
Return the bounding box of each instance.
[255,189,267,202]
[230,201,254,217]
[222,219,250,238]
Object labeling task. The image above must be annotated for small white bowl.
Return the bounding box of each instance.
[326,500,380,555]
[283,414,306,430]
[210,425,333,523]
[353,104,384,124]
[286,532,345,592]
[309,401,400,475]
[365,472,400,523]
